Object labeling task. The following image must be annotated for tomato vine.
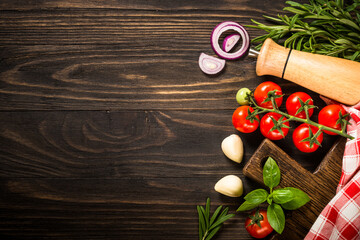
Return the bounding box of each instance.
[246,90,353,142]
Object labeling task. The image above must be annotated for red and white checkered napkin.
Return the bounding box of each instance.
[305,103,360,240]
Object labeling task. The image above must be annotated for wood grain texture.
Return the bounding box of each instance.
[0,110,341,239]
[0,178,249,239]
[0,0,287,11]
[243,138,346,239]
[0,111,339,178]
[0,6,295,110]
[0,0,344,239]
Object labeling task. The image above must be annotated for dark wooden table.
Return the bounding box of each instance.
[0,0,341,239]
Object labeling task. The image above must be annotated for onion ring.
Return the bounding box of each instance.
[211,21,250,60]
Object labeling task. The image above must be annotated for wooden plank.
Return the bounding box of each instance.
[0,48,259,110]
[0,10,278,46]
[0,177,253,239]
[0,0,289,11]
[0,8,312,110]
[0,111,339,178]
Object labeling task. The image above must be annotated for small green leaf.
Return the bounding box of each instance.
[209,206,222,226]
[272,189,294,204]
[263,15,283,22]
[219,207,228,217]
[304,15,333,20]
[263,157,281,189]
[334,38,354,46]
[348,32,360,39]
[267,203,286,234]
[281,187,311,210]
[237,201,259,212]
[205,198,210,227]
[200,206,208,229]
[205,225,222,240]
[296,37,304,50]
[339,19,360,31]
[351,51,360,61]
[209,214,235,231]
[197,206,205,240]
[285,1,307,9]
[244,189,269,205]
[283,7,307,15]
[289,14,299,30]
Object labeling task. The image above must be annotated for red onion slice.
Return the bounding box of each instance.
[198,53,225,75]
[211,21,250,60]
[222,34,241,52]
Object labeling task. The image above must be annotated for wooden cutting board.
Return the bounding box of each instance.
[243,137,346,239]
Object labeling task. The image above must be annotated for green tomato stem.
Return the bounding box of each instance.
[271,97,279,110]
[305,105,310,121]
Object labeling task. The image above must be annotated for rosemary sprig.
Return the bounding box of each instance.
[197,198,235,240]
[247,0,360,61]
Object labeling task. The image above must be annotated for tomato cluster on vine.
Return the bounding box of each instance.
[232,81,350,153]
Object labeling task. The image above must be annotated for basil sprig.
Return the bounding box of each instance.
[237,157,310,234]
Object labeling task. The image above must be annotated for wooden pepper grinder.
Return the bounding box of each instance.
[254,38,360,106]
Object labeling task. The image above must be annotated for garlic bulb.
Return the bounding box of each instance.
[214,175,243,197]
[221,134,244,163]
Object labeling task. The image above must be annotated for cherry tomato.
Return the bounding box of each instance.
[232,106,259,133]
[286,92,314,119]
[245,209,273,239]
[318,104,347,135]
[293,123,323,153]
[236,87,251,105]
[254,81,283,109]
[260,112,290,140]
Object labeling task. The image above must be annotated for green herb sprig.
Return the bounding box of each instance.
[197,198,235,240]
[237,157,310,234]
[247,0,360,61]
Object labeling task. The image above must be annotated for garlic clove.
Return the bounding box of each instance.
[221,134,244,163]
[214,175,243,197]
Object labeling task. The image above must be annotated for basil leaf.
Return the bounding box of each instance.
[281,187,310,210]
[267,203,285,234]
[244,189,269,205]
[272,189,294,204]
[263,157,281,189]
[237,201,259,212]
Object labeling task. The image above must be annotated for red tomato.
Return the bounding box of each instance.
[245,209,273,239]
[286,92,314,119]
[260,112,290,140]
[254,81,283,109]
[232,106,259,133]
[293,123,323,153]
[318,104,347,135]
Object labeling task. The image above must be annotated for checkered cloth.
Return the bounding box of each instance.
[305,102,360,240]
